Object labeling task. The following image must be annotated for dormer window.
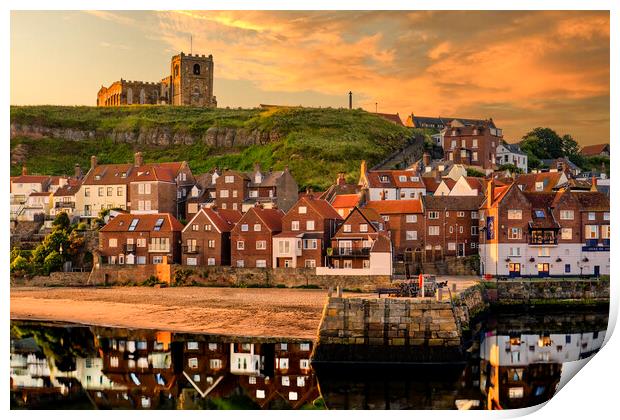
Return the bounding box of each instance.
[380,175,389,183]
[121,173,127,178]
[411,176,419,182]
[399,175,406,182]
[451,130,457,136]
[95,175,101,180]
[255,174,262,184]
[535,181,544,191]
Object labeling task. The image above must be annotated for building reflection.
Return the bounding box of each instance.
[9,324,320,410]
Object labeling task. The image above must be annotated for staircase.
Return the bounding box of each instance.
[371,135,426,170]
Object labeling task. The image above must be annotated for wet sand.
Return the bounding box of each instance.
[10,287,373,340]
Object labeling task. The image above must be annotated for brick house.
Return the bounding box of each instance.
[179,336,228,394]
[318,206,392,275]
[99,213,183,265]
[181,207,242,266]
[421,195,484,261]
[359,161,426,201]
[230,206,284,268]
[442,120,502,170]
[272,196,342,268]
[478,181,609,277]
[185,170,220,220]
[51,180,81,218]
[127,152,195,219]
[514,171,568,192]
[214,165,299,213]
[364,199,424,258]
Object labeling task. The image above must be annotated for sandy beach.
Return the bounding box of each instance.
[10,287,373,339]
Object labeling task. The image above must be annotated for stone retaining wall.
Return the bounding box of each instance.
[495,279,609,304]
[313,297,463,363]
[13,271,91,287]
[85,264,391,290]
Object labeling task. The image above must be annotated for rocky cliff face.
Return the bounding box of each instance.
[10,123,281,148]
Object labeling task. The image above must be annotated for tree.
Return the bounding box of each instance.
[561,134,580,158]
[43,251,63,275]
[521,127,564,159]
[497,163,523,174]
[466,168,485,178]
[10,255,30,274]
[52,212,71,231]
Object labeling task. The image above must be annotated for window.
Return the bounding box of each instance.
[588,212,596,220]
[508,228,522,239]
[282,376,290,386]
[535,182,544,192]
[205,224,212,231]
[278,358,289,369]
[210,359,222,369]
[507,210,522,220]
[472,139,478,148]
[237,260,245,268]
[278,241,291,254]
[406,231,417,240]
[304,259,316,268]
[97,187,104,197]
[297,376,306,387]
[232,190,238,198]
[382,215,390,222]
[306,220,315,230]
[509,247,521,256]
[256,259,267,268]
[343,260,353,268]
[343,224,351,233]
[471,242,477,249]
[534,210,545,218]
[256,240,267,250]
[237,241,245,250]
[428,211,439,219]
[84,187,90,197]
[460,149,467,158]
[561,228,572,240]
[300,359,310,370]
[380,175,389,183]
[560,210,574,220]
[193,63,201,75]
[471,226,479,235]
[207,258,215,266]
[300,343,311,351]
[585,225,599,239]
[428,226,439,236]
[256,390,265,399]
[457,211,465,218]
[359,223,368,232]
[509,387,524,399]
[220,190,229,198]
[565,264,571,273]
[303,239,317,249]
[241,224,248,232]
[192,224,199,231]
[187,341,199,350]
[291,221,300,231]
[188,358,198,369]
[249,190,258,198]
[254,223,261,232]
[109,238,118,248]
[225,176,234,183]
[604,212,610,221]
[117,186,123,196]
[137,238,146,248]
[449,226,454,234]
[472,151,478,161]
[406,214,417,223]
[110,356,119,367]
[538,247,550,257]
[153,218,164,231]
[601,225,610,239]
[448,242,456,251]
[208,240,215,249]
[299,206,307,214]
[152,256,164,264]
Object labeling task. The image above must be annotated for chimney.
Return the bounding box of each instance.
[74,164,82,179]
[360,160,367,177]
[337,172,346,186]
[590,176,598,192]
[21,165,27,176]
[90,155,98,170]
[253,162,261,173]
[134,151,143,167]
[348,91,353,109]
[422,152,431,167]
[486,179,494,207]
[305,186,314,196]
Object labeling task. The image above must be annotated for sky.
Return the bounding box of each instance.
[10,10,610,145]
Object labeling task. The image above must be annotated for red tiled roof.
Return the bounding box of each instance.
[189,207,242,233]
[53,181,82,197]
[515,172,564,192]
[366,170,425,189]
[371,234,392,252]
[331,194,361,209]
[421,177,441,193]
[372,112,404,126]
[249,207,284,232]
[100,213,183,232]
[442,178,457,190]
[82,164,134,185]
[464,177,484,190]
[365,199,423,214]
[129,165,176,183]
[581,143,609,156]
[11,175,50,184]
[304,197,343,220]
[359,207,382,223]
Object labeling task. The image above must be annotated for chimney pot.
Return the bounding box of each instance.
[90,156,98,170]
[21,166,27,176]
[134,152,143,167]
[74,164,82,179]
[423,152,431,167]
[337,172,346,186]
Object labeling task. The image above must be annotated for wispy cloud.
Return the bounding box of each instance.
[83,10,135,26]
[99,41,131,50]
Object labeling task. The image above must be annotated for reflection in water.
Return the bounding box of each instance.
[10,308,607,410]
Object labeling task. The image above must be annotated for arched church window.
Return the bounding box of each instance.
[127,88,133,105]
[139,89,146,105]
[193,63,200,75]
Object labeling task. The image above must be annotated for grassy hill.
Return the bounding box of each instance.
[10,105,424,190]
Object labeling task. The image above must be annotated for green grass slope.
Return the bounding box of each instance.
[11,105,420,190]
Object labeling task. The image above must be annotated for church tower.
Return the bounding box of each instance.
[170,52,217,107]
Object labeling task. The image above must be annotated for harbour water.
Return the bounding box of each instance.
[10,306,608,410]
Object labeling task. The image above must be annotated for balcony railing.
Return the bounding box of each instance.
[55,202,75,209]
[330,248,371,257]
[528,238,558,245]
[182,245,201,254]
[529,231,557,245]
